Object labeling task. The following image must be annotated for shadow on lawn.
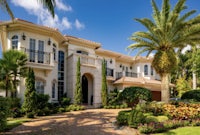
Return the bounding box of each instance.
[1,109,133,135]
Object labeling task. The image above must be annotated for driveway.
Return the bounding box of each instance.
[2,109,138,135]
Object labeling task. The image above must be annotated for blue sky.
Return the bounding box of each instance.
[0,0,200,56]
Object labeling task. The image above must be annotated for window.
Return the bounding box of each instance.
[144,65,148,75]
[35,81,44,94]
[11,35,18,50]
[38,40,44,63]
[76,50,88,55]
[53,44,56,61]
[52,83,56,98]
[29,38,36,62]
[58,51,65,101]
[151,66,154,76]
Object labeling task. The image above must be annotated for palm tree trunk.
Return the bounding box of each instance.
[161,74,170,103]
[192,72,197,89]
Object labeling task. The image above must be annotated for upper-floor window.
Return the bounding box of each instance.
[53,44,56,61]
[144,65,148,75]
[76,50,88,55]
[58,51,64,71]
[11,35,18,50]
[151,66,154,76]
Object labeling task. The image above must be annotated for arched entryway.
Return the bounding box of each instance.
[82,73,93,105]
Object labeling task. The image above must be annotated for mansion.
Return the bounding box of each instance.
[0,19,164,107]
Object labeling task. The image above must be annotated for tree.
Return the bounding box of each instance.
[22,68,37,116]
[0,50,27,97]
[74,57,82,105]
[118,87,152,108]
[128,0,200,102]
[101,59,108,106]
[0,0,56,20]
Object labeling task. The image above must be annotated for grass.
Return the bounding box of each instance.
[154,127,200,135]
[4,117,31,131]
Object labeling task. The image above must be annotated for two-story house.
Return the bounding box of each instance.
[0,19,166,107]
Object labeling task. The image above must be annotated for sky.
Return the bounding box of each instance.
[0,0,200,57]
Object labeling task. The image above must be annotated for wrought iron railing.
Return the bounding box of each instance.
[125,72,137,78]
[23,49,50,64]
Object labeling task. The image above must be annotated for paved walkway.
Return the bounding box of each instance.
[2,109,139,135]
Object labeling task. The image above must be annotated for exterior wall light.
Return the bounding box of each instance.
[22,33,26,40]
[110,59,112,64]
[48,38,51,45]
[120,64,122,68]
[130,66,132,70]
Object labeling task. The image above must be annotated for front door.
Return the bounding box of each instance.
[82,75,88,104]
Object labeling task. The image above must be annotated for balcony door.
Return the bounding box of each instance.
[38,40,44,63]
[29,39,36,62]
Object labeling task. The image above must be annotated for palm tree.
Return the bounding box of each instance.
[128,0,200,102]
[0,0,55,20]
[0,50,27,97]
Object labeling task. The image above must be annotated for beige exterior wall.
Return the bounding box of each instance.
[0,19,162,107]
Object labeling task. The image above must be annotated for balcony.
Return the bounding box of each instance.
[116,71,137,79]
[125,72,137,78]
[21,48,54,71]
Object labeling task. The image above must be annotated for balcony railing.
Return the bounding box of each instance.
[23,49,51,65]
[125,72,137,78]
[116,71,138,79]
[106,68,114,77]
[116,72,123,79]
[80,55,95,66]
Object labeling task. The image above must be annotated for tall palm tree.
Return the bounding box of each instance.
[0,0,56,20]
[128,0,200,102]
[0,50,27,97]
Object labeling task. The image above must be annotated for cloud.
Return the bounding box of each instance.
[75,19,85,30]
[55,0,72,11]
[11,0,84,31]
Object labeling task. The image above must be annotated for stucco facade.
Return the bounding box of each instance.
[0,19,163,107]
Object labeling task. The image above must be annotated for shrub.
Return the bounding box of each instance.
[118,87,152,108]
[26,112,35,118]
[11,107,23,118]
[61,97,71,106]
[145,115,168,123]
[128,109,146,128]
[116,110,131,125]
[107,88,121,105]
[145,102,165,116]
[58,107,66,113]
[0,97,10,131]
[66,104,85,112]
[35,94,50,116]
[163,103,200,120]
[138,122,166,134]
[181,90,200,101]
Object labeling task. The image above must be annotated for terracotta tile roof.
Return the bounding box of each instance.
[114,77,175,87]
[64,35,101,46]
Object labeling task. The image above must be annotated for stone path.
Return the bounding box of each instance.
[2,109,139,135]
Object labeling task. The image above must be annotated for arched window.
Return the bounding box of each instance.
[11,35,18,49]
[144,65,148,75]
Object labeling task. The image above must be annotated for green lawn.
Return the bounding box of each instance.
[4,118,31,131]
[154,127,200,135]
